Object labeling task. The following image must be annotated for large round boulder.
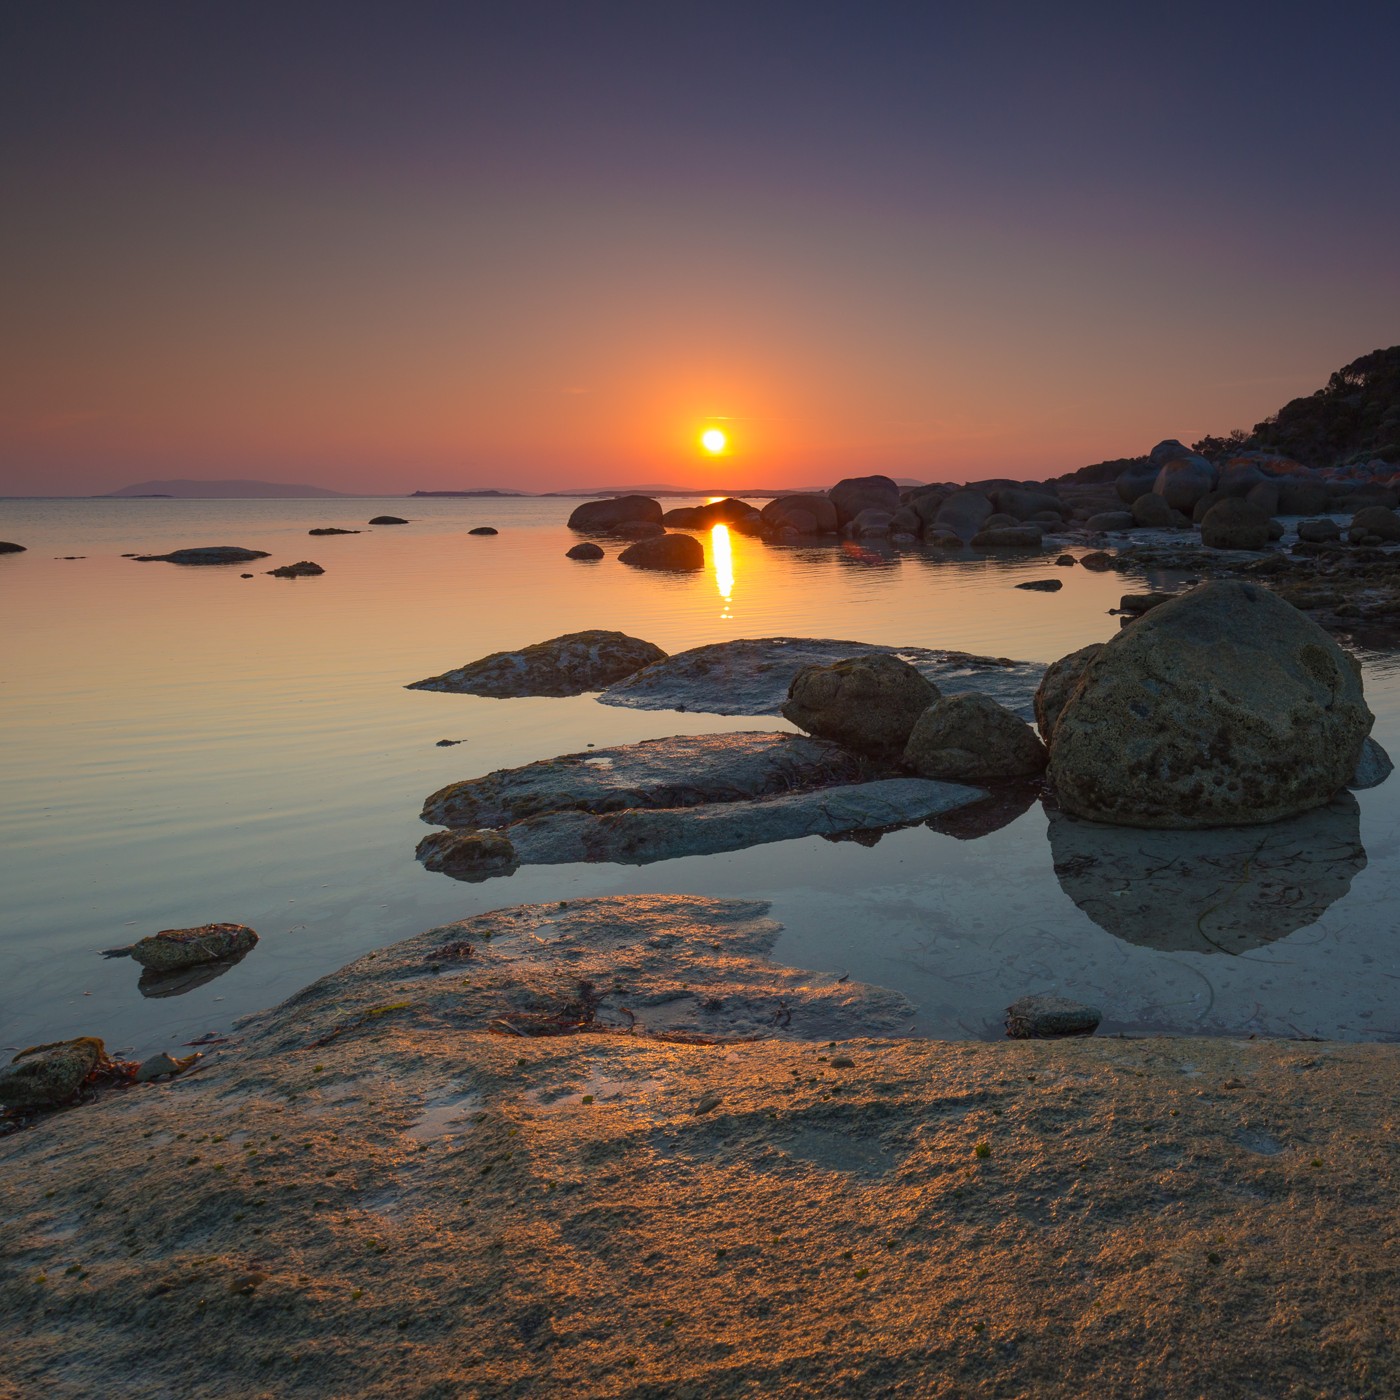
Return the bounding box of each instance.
[1047,581,1373,828]
[845,508,894,538]
[1114,462,1158,504]
[1153,454,1217,512]
[933,490,994,540]
[781,655,938,758]
[991,488,1063,521]
[567,496,663,532]
[760,494,839,534]
[828,475,901,526]
[1201,498,1270,550]
[903,693,1047,781]
[1131,493,1175,528]
[1085,511,1134,532]
[617,533,705,571]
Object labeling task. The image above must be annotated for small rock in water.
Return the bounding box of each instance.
[129,923,259,973]
[468,526,499,535]
[0,1037,105,1109]
[308,527,360,535]
[266,561,325,578]
[409,629,666,698]
[1118,592,1177,614]
[240,573,254,578]
[435,738,466,747]
[416,829,520,882]
[134,546,270,565]
[783,654,938,758]
[0,541,27,554]
[369,515,408,525]
[1015,579,1062,592]
[133,1051,202,1083]
[1078,551,1115,570]
[1055,554,1077,566]
[566,542,605,560]
[1005,995,1101,1039]
[617,532,703,569]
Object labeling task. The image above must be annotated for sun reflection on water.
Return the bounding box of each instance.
[710,523,734,618]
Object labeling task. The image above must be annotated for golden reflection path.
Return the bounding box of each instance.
[710,523,734,618]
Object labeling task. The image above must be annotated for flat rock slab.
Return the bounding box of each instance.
[422,776,986,873]
[4,896,1399,1398]
[421,730,866,829]
[1046,794,1366,954]
[408,629,666,698]
[599,636,1044,719]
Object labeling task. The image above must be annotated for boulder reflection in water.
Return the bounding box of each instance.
[1046,794,1366,955]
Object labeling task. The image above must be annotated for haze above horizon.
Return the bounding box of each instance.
[3,1,1398,498]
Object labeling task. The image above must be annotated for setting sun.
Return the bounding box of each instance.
[700,427,727,454]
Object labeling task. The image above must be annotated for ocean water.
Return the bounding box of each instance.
[2,495,1398,1058]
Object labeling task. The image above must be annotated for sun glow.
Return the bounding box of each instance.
[711,524,734,616]
[700,427,727,454]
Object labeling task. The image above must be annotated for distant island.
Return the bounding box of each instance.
[102,478,353,499]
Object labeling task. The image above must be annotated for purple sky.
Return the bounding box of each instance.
[3,1,1398,494]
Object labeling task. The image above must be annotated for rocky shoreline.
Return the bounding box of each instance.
[3,894,1397,1397]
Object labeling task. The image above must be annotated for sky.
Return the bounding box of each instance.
[2,0,1399,496]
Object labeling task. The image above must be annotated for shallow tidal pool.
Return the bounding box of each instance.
[2,494,1399,1056]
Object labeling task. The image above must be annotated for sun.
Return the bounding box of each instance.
[700,427,727,454]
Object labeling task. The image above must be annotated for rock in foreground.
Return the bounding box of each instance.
[0,1037,104,1110]
[782,654,938,758]
[1049,581,1373,827]
[128,923,259,973]
[3,896,1398,1398]
[1005,995,1101,1039]
[407,629,666,698]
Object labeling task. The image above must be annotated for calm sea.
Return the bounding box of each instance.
[3,495,1398,1056]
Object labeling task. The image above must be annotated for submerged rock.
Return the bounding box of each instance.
[266,560,325,577]
[902,693,1047,781]
[567,496,662,532]
[129,923,259,973]
[617,532,705,570]
[1047,794,1366,954]
[468,526,499,536]
[421,731,864,830]
[782,654,938,758]
[565,542,605,560]
[369,515,408,525]
[133,546,271,565]
[407,629,666,698]
[1048,582,1373,827]
[422,777,985,874]
[1015,579,1062,592]
[1005,995,1101,1039]
[598,637,1043,720]
[0,1037,104,1110]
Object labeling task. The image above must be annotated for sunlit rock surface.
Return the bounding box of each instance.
[407,629,666,698]
[1046,794,1366,954]
[599,637,1043,719]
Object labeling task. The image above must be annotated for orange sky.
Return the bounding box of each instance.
[3,5,1398,495]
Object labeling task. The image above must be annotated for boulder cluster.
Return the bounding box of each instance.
[780,653,1047,783]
